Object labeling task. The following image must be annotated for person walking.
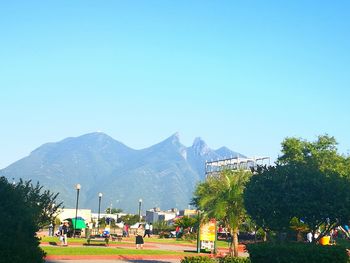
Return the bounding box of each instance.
[60,221,69,246]
[135,224,145,249]
[143,223,151,238]
[125,224,129,237]
[48,222,54,236]
[149,223,153,235]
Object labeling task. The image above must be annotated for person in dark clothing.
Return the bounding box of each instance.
[143,223,151,238]
[60,221,69,246]
[136,224,145,249]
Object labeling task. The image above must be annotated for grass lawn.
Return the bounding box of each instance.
[40,236,123,244]
[41,236,233,249]
[147,238,232,248]
[145,237,196,245]
[42,246,186,256]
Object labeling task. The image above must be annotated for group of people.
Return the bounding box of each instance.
[135,223,153,249]
[52,220,154,248]
[306,225,350,244]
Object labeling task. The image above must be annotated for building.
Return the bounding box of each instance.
[205,156,270,177]
[56,208,92,223]
[178,209,197,217]
[145,208,178,223]
[91,212,126,224]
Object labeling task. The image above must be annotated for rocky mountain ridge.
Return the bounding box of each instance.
[0,132,245,213]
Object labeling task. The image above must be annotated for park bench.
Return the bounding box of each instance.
[110,233,123,242]
[86,234,110,246]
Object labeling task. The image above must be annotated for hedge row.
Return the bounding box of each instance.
[181,242,350,263]
[181,256,250,263]
[246,242,349,263]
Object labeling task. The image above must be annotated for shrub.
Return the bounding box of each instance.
[158,231,171,238]
[181,256,250,263]
[246,242,348,263]
[218,256,251,263]
[181,232,197,241]
[0,177,45,263]
[181,256,215,263]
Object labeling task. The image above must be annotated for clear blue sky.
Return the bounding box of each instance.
[1,0,349,169]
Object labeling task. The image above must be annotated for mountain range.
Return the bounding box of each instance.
[0,132,245,213]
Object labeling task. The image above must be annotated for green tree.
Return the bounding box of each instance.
[243,165,294,236]
[193,169,251,256]
[244,135,350,243]
[278,135,350,176]
[119,214,140,226]
[174,216,197,229]
[0,177,61,263]
[14,179,61,228]
[153,220,172,234]
[105,207,123,214]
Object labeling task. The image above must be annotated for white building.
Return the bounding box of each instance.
[145,208,178,223]
[56,208,92,223]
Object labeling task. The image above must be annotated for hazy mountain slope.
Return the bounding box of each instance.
[0,132,245,213]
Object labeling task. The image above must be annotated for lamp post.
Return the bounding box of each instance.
[49,203,55,236]
[115,200,120,223]
[109,201,112,227]
[74,184,81,238]
[98,192,103,232]
[138,198,142,223]
[197,210,201,253]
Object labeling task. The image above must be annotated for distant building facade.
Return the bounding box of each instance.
[205,156,270,177]
[178,209,197,217]
[56,208,92,223]
[145,208,178,223]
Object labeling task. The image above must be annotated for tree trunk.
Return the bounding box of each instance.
[229,227,239,257]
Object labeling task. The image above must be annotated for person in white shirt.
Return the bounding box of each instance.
[306,232,312,242]
[143,223,151,238]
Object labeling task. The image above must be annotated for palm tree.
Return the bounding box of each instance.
[193,169,251,257]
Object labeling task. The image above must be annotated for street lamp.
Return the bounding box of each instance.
[74,183,81,238]
[115,200,120,223]
[98,192,103,232]
[138,198,142,222]
[109,201,112,227]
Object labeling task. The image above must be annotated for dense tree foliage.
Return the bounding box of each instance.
[152,220,173,234]
[0,177,61,263]
[105,207,123,214]
[244,135,350,242]
[174,215,197,229]
[13,179,61,228]
[119,214,140,225]
[193,170,251,256]
[278,135,350,176]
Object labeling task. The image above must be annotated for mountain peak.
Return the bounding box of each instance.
[172,132,180,140]
[215,146,246,158]
[192,137,211,156]
[79,132,112,140]
[165,132,181,145]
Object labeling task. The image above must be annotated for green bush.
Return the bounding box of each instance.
[181,256,215,263]
[0,177,45,263]
[158,231,171,238]
[181,256,250,263]
[246,242,348,263]
[181,232,197,241]
[218,256,251,263]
